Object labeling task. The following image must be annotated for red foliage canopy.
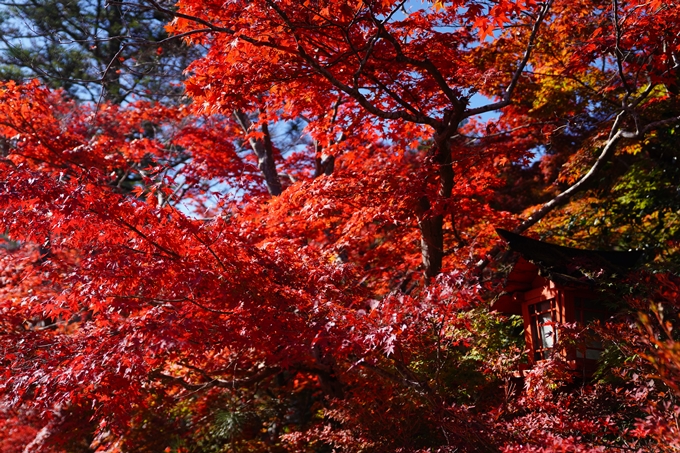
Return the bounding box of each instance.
[1,0,680,451]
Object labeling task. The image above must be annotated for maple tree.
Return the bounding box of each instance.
[1,0,680,451]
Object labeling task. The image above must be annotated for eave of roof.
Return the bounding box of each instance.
[491,229,643,314]
[495,229,643,274]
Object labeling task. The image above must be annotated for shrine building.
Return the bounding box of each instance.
[491,228,642,374]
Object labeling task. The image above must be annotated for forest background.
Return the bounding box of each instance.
[0,0,679,451]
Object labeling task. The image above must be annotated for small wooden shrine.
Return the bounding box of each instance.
[491,229,642,373]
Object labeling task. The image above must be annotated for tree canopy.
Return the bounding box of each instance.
[1,0,680,451]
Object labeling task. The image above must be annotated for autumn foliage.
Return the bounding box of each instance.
[1,0,680,451]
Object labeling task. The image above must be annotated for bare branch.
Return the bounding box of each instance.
[476,110,680,272]
[465,0,553,118]
[518,111,680,230]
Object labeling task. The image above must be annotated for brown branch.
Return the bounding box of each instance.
[612,0,634,96]
[313,96,344,178]
[517,110,680,233]
[131,0,438,126]
[263,0,439,127]
[151,366,281,391]
[107,292,233,314]
[111,216,183,260]
[369,6,464,111]
[476,109,680,273]
[465,0,553,118]
[455,120,558,144]
[233,110,283,196]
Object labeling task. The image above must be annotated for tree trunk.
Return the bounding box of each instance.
[419,135,454,280]
[233,110,283,196]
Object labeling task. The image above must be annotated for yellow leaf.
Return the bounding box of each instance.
[623,143,642,155]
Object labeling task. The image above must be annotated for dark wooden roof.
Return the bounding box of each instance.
[492,229,643,314]
[496,229,642,271]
